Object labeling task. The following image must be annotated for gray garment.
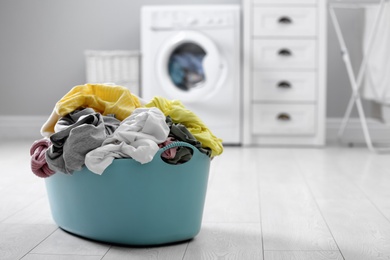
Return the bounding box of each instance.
[166,116,212,158]
[102,115,121,136]
[159,116,211,165]
[54,108,96,132]
[46,108,120,174]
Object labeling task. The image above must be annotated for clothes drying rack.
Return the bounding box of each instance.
[329,0,390,153]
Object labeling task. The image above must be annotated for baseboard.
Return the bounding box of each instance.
[1,116,390,145]
[326,117,390,145]
[0,116,47,141]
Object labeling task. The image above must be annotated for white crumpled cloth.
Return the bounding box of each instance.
[85,107,170,175]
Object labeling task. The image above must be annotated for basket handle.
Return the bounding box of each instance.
[155,141,204,164]
[158,141,197,154]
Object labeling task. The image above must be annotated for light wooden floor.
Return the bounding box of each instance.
[1,140,390,260]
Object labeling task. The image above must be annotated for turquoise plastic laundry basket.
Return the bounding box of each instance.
[45,142,210,246]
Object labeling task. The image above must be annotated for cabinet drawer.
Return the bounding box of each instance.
[253,71,316,102]
[252,104,316,135]
[252,39,316,69]
[253,7,317,37]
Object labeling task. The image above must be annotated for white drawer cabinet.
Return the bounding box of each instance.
[253,7,317,36]
[253,71,316,102]
[252,39,317,69]
[252,104,316,135]
[243,0,327,146]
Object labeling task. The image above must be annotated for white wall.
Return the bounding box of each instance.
[0,0,377,118]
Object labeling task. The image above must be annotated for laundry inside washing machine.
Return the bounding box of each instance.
[168,43,206,91]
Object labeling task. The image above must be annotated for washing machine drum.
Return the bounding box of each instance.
[156,31,226,102]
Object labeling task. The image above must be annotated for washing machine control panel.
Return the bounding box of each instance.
[151,10,234,30]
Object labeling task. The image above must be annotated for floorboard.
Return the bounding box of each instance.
[102,243,188,260]
[0,223,57,260]
[264,251,344,260]
[30,229,110,257]
[317,199,390,260]
[184,223,263,260]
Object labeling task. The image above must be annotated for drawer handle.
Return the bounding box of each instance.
[277,81,291,89]
[278,16,292,24]
[277,113,291,121]
[278,49,292,57]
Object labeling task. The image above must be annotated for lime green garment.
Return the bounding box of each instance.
[145,96,223,157]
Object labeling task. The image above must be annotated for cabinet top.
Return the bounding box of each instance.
[253,0,317,4]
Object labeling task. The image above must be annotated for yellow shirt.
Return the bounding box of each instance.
[56,83,141,119]
[41,83,141,136]
[145,96,223,157]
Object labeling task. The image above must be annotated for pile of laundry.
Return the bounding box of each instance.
[29,83,223,178]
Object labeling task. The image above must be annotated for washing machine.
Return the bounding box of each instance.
[141,5,241,144]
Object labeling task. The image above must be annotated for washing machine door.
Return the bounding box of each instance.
[156,30,226,102]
